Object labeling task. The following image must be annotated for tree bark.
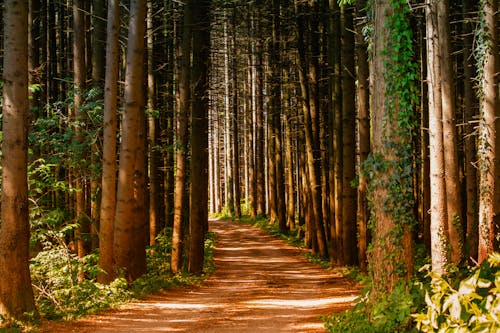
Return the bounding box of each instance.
[355,0,370,271]
[73,0,90,261]
[463,0,478,262]
[147,1,161,245]
[370,0,415,294]
[478,0,499,263]
[98,0,120,284]
[189,0,211,274]
[341,4,358,265]
[171,2,192,274]
[0,0,38,320]
[427,0,449,274]
[438,0,463,265]
[113,0,147,282]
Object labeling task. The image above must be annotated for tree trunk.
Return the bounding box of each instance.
[147,1,161,245]
[463,0,478,262]
[341,4,357,265]
[73,0,90,261]
[231,7,241,219]
[477,0,499,263]
[0,0,38,320]
[427,0,449,274]
[355,0,370,271]
[189,0,211,274]
[113,0,147,282]
[330,0,343,265]
[171,2,192,274]
[255,11,266,216]
[370,0,416,295]
[98,0,120,284]
[438,0,463,265]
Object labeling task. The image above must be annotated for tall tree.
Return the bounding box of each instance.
[355,0,370,271]
[438,0,462,265]
[477,0,499,263]
[369,0,416,294]
[427,0,449,274]
[341,3,357,265]
[463,0,478,261]
[188,0,211,275]
[231,6,241,220]
[113,0,148,282]
[98,0,120,284]
[171,1,192,274]
[0,0,38,320]
[73,0,90,261]
[147,1,161,245]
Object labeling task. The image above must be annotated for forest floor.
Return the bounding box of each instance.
[41,219,360,333]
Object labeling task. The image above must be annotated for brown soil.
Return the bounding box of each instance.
[41,219,360,333]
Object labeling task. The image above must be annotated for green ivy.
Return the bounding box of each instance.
[363,0,419,277]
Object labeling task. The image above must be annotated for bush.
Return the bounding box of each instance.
[323,281,423,333]
[413,253,500,332]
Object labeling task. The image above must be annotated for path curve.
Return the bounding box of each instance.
[42,220,359,332]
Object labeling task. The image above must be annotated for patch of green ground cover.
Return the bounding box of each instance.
[26,229,217,325]
[323,251,500,332]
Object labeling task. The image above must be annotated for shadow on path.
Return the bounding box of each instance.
[42,219,360,333]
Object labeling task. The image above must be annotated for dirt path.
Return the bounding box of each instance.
[41,220,359,332]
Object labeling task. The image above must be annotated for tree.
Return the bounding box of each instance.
[341,3,357,265]
[113,0,148,282]
[98,0,120,284]
[171,1,192,274]
[72,0,90,262]
[355,0,370,271]
[477,0,499,263]
[368,0,416,294]
[0,0,38,320]
[426,0,449,275]
[438,0,462,265]
[188,0,211,275]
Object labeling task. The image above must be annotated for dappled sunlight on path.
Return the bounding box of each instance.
[42,220,359,332]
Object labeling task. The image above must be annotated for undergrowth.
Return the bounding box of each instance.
[27,227,216,324]
[323,253,500,332]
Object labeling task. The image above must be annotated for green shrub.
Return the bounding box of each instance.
[413,253,500,332]
[30,245,131,320]
[323,281,423,333]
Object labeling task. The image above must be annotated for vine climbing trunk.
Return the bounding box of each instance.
[369,0,416,295]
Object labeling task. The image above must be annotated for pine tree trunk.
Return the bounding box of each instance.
[0,0,38,320]
[370,0,415,295]
[113,0,147,282]
[98,0,120,284]
[189,0,211,274]
[73,0,90,261]
[355,0,370,271]
[231,8,241,219]
[171,3,192,274]
[463,0,478,261]
[341,4,357,265]
[147,1,161,245]
[478,0,499,263]
[438,0,463,265]
[427,0,449,274]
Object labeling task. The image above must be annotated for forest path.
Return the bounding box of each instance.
[42,219,359,333]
